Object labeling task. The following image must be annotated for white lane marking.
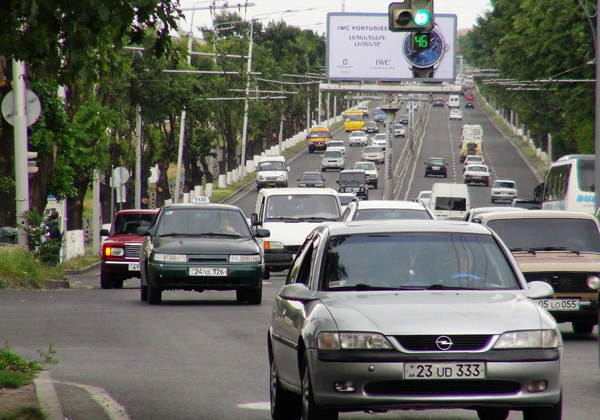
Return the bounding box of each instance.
[55,381,131,420]
[238,402,270,410]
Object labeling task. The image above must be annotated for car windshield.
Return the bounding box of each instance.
[113,213,157,234]
[354,162,375,170]
[328,142,344,148]
[468,166,488,172]
[485,218,600,253]
[493,181,515,189]
[353,209,432,221]
[351,131,365,136]
[324,150,342,158]
[345,114,363,122]
[155,208,251,238]
[374,134,386,140]
[322,232,520,291]
[301,173,322,181]
[340,173,366,183]
[257,161,285,171]
[428,159,444,165]
[309,131,330,138]
[265,195,341,221]
[363,147,382,153]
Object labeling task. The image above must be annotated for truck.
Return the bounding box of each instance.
[307,126,331,153]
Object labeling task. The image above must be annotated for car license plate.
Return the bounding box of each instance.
[189,267,227,276]
[267,182,277,186]
[535,299,580,311]
[432,166,440,170]
[128,263,140,271]
[404,362,485,380]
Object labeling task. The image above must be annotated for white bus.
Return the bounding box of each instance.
[542,154,595,214]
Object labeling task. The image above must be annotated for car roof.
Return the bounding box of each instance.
[259,187,339,197]
[301,171,322,175]
[352,200,428,211]
[340,169,365,174]
[476,210,598,222]
[161,202,241,211]
[493,179,516,183]
[115,209,159,215]
[321,220,493,236]
[465,155,483,160]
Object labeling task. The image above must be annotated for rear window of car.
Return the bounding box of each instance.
[113,213,157,234]
[485,218,600,253]
[493,181,515,189]
[324,150,343,158]
[321,232,519,290]
[354,209,432,221]
[468,166,488,172]
[428,159,444,165]
[435,197,467,212]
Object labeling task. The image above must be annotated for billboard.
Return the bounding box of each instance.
[326,13,457,82]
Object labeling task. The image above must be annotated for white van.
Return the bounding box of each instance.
[256,156,289,191]
[447,95,460,109]
[430,183,470,220]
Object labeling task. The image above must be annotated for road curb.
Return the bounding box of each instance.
[34,371,64,420]
[63,260,101,276]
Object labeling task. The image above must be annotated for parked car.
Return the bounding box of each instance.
[348,130,368,147]
[353,161,379,189]
[371,133,387,150]
[432,97,444,107]
[268,220,561,420]
[463,164,491,186]
[340,199,434,221]
[100,209,159,289]
[361,146,385,164]
[297,172,326,188]
[393,124,406,137]
[491,179,518,203]
[337,170,369,200]
[321,149,345,172]
[449,109,463,121]
[139,199,270,304]
[465,100,475,109]
[424,157,447,178]
[364,121,379,133]
[475,210,600,334]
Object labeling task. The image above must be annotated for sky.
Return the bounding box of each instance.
[177,0,493,37]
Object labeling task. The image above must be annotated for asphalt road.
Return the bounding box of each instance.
[1,98,598,420]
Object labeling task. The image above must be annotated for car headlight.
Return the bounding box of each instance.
[493,330,560,349]
[153,253,187,262]
[587,275,600,290]
[298,183,306,187]
[105,247,124,257]
[258,175,265,181]
[315,183,324,187]
[229,254,261,263]
[264,241,284,251]
[318,332,393,350]
[277,175,285,180]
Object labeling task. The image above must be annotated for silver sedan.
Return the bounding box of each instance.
[268,221,562,420]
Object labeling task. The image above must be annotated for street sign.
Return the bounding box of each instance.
[112,166,130,188]
[1,89,42,126]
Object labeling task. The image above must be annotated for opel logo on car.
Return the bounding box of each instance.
[435,336,453,351]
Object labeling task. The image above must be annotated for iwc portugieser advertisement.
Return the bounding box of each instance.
[326,13,456,82]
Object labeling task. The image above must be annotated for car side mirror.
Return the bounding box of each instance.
[297,178,301,181]
[278,283,316,302]
[255,227,270,238]
[287,166,291,172]
[336,180,339,184]
[250,213,261,227]
[100,229,109,236]
[523,281,554,299]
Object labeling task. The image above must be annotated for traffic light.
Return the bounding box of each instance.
[27,151,38,174]
[388,0,434,32]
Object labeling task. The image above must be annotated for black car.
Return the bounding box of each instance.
[465,100,475,109]
[297,171,326,188]
[364,121,379,133]
[397,114,409,124]
[337,170,369,200]
[424,157,448,177]
[432,98,444,108]
[139,201,270,305]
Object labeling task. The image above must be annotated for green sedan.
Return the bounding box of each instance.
[139,202,270,305]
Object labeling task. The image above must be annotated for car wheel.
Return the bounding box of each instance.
[113,279,124,289]
[236,289,249,302]
[263,267,271,280]
[100,270,113,289]
[147,280,162,305]
[321,168,326,172]
[443,173,447,178]
[374,182,378,189]
[270,354,301,420]
[425,172,429,177]
[476,408,509,420]
[301,355,338,420]
[140,282,148,302]
[572,321,595,334]
[309,149,313,154]
[247,282,262,305]
[522,392,562,420]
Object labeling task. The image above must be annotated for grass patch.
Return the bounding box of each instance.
[1,406,47,420]
[0,248,63,289]
[59,254,100,270]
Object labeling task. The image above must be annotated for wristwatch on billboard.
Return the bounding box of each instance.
[402,25,448,79]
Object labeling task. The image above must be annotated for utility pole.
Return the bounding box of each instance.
[12,60,29,245]
[595,1,600,213]
[240,20,255,177]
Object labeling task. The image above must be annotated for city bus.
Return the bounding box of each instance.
[343,109,365,132]
[542,154,595,214]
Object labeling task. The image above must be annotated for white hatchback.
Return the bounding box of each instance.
[464,164,491,186]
